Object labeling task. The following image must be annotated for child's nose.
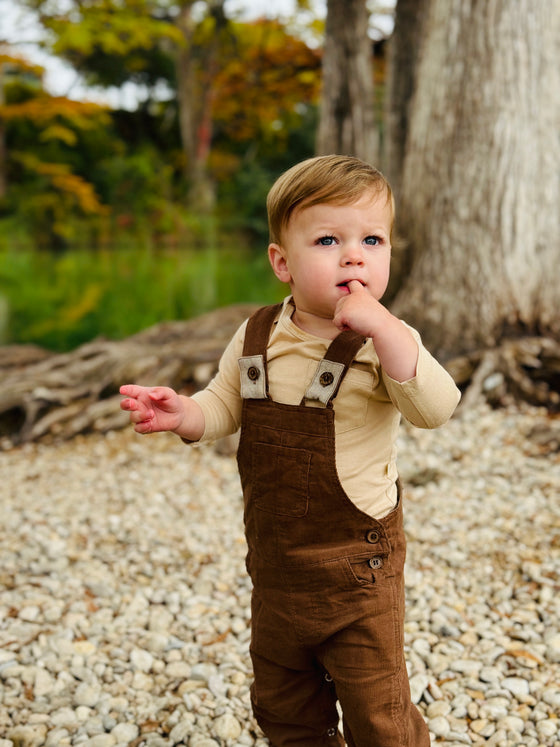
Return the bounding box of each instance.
[341,245,365,265]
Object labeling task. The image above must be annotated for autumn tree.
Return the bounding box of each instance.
[0,51,46,201]
[22,0,321,212]
[0,51,111,246]
[316,0,377,162]
[159,3,321,209]
[388,0,560,406]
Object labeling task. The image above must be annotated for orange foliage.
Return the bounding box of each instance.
[0,96,109,128]
[0,50,44,78]
[211,19,322,143]
[18,154,109,216]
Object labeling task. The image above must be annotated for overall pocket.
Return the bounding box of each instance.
[252,442,311,517]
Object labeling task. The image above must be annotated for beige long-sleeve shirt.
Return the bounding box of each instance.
[192,297,460,519]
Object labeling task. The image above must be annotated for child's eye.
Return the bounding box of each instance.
[364,235,381,246]
[317,235,337,246]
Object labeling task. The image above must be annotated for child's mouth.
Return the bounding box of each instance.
[337,280,365,289]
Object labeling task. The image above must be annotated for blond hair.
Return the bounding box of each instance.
[267,155,394,244]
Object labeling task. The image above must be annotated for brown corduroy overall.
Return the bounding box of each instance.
[236,304,430,747]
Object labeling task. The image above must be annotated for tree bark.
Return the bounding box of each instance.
[316,0,378,163]
[382,0,430,300]
[383,0,429,197]
[174,0,225,212]
[391,0,560,361]
[0,64,7,201]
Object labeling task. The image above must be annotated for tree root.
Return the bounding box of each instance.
[446,337,560,412]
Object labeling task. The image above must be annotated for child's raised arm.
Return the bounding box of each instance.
[333,281,419,382]
[120,385,205,441]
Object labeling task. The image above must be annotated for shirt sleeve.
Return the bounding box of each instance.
[191,320,247,442]
[381,327,461,428]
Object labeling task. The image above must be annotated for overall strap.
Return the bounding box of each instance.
[238,303,283,400]
[302,329,366,407]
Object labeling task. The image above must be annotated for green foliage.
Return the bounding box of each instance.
[0,243,286,351]
[2,8,322,248]
[2,67,115,246]
[32,0,182,88]
[0,5,326,352]
[217,103,318,245]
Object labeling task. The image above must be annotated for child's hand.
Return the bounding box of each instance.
[120,385,185,434]
[333,280,419,382]
[333,280,387,338]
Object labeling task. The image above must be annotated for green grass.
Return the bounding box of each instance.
[0,246,286,351]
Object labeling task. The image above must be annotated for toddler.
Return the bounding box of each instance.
[121,155,461,746]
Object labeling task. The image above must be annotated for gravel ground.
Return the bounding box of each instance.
[1,403,559,746]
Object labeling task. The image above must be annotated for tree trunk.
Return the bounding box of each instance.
[175,4,198,176]
[383,0,429,197]
[316,0,378,163]
[391,0,560,361]
[175,0,221,212]
[0,64,7,201]
[382,0,429,301]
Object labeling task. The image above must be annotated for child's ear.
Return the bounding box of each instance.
[268,243,292,284]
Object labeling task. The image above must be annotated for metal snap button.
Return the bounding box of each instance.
[368,556,383,570]
[366,529,380,544]
[327,727,337,737]
[247,366,260,381]
[319,371,334,387]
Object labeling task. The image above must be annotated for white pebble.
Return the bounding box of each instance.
[502,676,530,699]
[497,715,525,733]
[536,719,559,738]
[166,661,191,679]
[6,726,47,747]
[34,668,55,697]
[545,632,560,663]
[111,723,139,742]
[428,716,450,737]
[426,700,451,718]
[409,673,429,704]
[189,737,219,746]
[213,712,242,740]
[130,648,153,672]
[81,736,117,747]
[169,716,196,743]
[74,682,102,708]
[19,605,41,622]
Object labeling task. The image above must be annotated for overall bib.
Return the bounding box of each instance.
[237,304,430,747]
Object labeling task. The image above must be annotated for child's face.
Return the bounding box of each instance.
[268,190,393,335]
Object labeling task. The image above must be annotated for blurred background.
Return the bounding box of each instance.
[0,0,558,372]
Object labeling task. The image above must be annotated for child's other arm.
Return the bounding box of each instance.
[120,385,205,441]
[333,280,418,382]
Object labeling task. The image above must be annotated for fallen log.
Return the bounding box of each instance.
[0,304,258,448]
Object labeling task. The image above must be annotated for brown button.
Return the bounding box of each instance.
[368,556,383,570]
[366,529,380,544]
[247,366,260,381]
[319,371,334,387]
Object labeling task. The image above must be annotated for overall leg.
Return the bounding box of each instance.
[319,578,430,747]
[250,593,344,747]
